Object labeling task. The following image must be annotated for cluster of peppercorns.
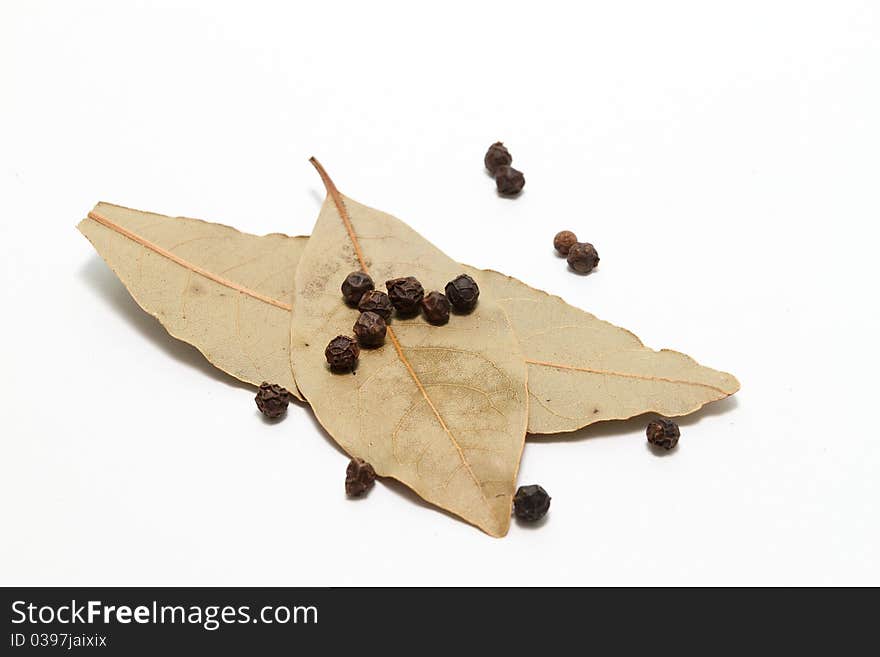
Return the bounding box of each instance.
[554,230,600,275]
[325,270,481,372]
[484,142,525,196]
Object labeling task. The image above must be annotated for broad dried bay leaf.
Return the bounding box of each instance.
[290,160,529,537]
[77,202,306,400]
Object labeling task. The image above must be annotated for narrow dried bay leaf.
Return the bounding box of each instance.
[79,205,739,436]
[77,202,306,400]
[290,160,528,537]
[464,269,741,434]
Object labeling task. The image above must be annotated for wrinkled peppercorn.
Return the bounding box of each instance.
[444,274,480,313]
[567,242,600,274]
[553,230,578,256]
[254,382,290,419]
[341,271,374,306]
[495,165,525,196]
[345,457,376,497]
[513,485,551,522]
[484,141,513,175]
[646,419,680,450]
[385,276,424,315]
[357,290,394,320]
[421,291,450,325]
[325,335,360,372]
[353,311,386,347]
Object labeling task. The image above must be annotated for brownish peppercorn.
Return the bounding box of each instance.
[341,270,374,306]
[254,382,290,419]
[494,165,525,196]
[385,276,424,315]
[325,335,359,372]
[345,457,376,497]
[567,242,600,274]
[353,311,386,347]
[357,290,394,320]
[445,274,480,313]
[646,419,680,450]
[513,485,551,522]
[484,141,513,175]
[553,230,578,256]
[421,291,450,325]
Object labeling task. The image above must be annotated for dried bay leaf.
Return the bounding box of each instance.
[290,160,529,537]
[77,202,306,400]
[78,205,739,436]
[465,269,741,434]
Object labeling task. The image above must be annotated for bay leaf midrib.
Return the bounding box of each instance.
[524,359,731,395]
[86,211,293,311]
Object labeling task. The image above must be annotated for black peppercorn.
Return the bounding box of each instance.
[484,141,513,175]
[553,230,578,256]
[421,291,450,325]
[494,165,525,196]
[513,484,551,522]
[325,335,359,372]
[254,382,290,419]
[353,311,386,347]
[646,419,680,450]
[341,270,374,306]
[444,274,480,313]
[385,276,424,315]
[567,242,600,274]
[345,457,377,497]
[357,290,394,320]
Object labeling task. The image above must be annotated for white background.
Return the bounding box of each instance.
[2,1,878,586]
